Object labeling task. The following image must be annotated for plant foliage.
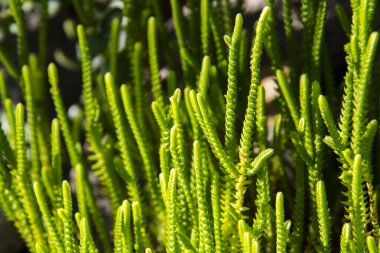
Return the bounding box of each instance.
[0,0,379,252]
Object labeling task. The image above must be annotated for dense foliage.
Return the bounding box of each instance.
[0,0,380,252]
